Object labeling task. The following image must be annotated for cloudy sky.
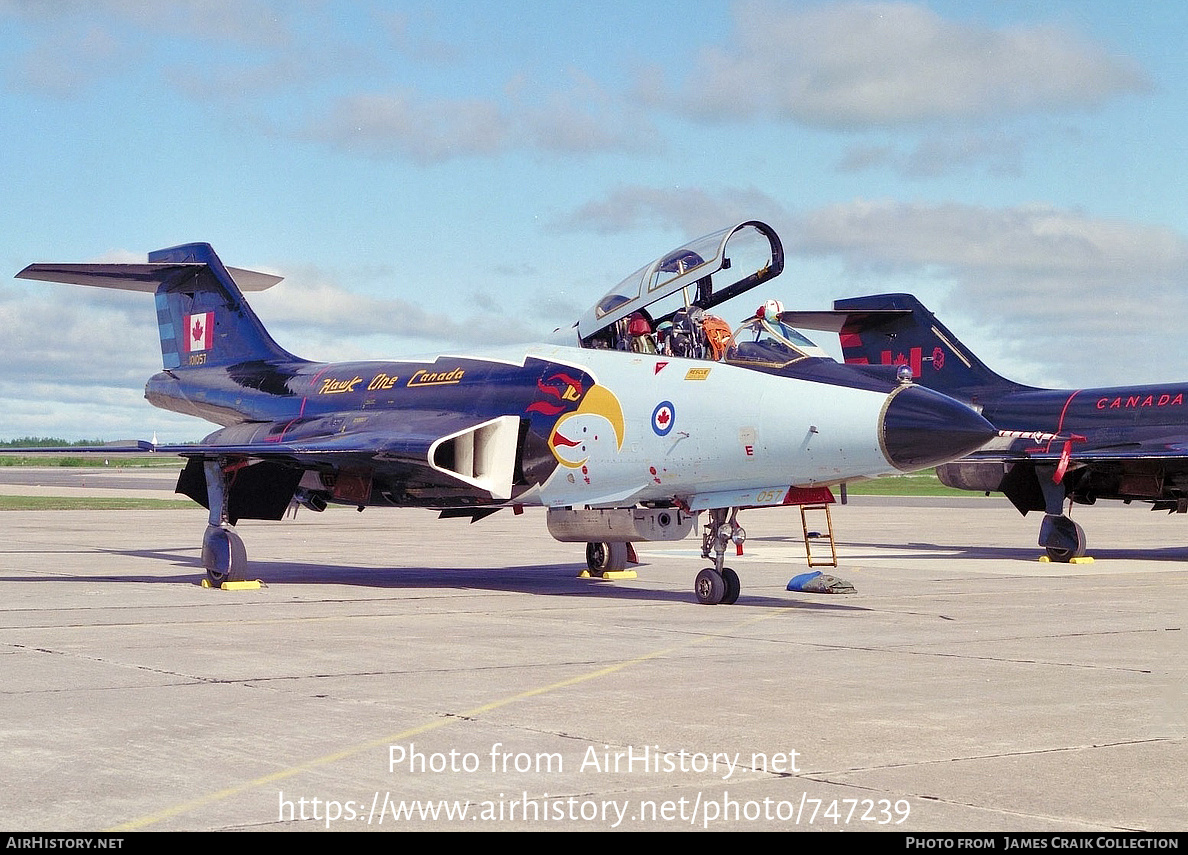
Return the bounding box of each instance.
[3,0,1187,441]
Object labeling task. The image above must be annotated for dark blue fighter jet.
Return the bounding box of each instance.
[784,293,1188,561]
[17,226,994,600]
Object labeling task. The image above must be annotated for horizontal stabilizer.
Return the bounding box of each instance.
[17,262,282,292]
[20,242,298,373]
[777,308,910,334]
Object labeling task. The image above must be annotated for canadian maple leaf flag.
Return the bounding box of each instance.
[185,312,213,352]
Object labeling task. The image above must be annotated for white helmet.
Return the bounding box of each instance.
[759,299,784,320]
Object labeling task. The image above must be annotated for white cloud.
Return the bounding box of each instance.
[0,283,158,384]
[555,186,788,236]
[248,268,541,352]
[0,280,201,440]
[789,199,1188,386]
[668,1,1148,128]
[1,0,292,46]
[792,200,1188,282]
[3,0,293,96]
[837,131,1027,178]
[10,20,125,97]
[302,79,660,163]
[301,92,510,163]
[4,1,661,161]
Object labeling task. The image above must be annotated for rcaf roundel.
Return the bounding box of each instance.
[651,400,675,436]
[185,312,213,352]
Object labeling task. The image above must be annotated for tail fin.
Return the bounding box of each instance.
[829,293,1026,398]
[18,242,304,370]
[146,243,301,370]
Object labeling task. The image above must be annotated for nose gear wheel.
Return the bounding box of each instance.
[694,508,744,604]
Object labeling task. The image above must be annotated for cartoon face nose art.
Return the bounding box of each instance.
[548,385,625,468]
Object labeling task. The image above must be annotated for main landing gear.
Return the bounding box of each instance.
[201,460,248,586]
[1039,513,1087,563]
[1036,464,1087,563]
[585,541,629,575]
[696,508,744,605]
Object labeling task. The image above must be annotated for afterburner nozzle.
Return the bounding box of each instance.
[879,385,995,471]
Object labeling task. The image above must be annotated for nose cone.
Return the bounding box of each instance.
[880,385,995,471]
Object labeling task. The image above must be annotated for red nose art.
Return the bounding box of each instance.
[551,431,581,448]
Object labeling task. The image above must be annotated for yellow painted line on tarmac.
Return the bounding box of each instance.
[110,608,784,831]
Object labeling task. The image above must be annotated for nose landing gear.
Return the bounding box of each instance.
[695,508,744,604]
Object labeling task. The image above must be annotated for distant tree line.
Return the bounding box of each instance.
[0,437,107,447]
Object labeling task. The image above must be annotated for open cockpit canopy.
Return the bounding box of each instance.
[575,221,783,348]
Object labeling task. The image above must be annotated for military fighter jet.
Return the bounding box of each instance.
[17,223,993,602]
[785,292,1188,562]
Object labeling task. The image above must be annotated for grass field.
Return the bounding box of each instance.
[0,496,195,510]
[0,455,183,468]
[843,470,977,497]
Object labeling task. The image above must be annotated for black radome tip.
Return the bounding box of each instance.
[880,385,995,471]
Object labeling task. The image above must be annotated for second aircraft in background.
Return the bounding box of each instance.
[787,293,1188,561]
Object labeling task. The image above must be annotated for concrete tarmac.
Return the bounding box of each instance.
[0,470,1184,831]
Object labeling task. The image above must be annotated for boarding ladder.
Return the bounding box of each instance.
[799,503,837,567]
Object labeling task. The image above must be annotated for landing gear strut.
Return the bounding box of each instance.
[1036,465,1087,562]
[202,459,248,585]
[695,508,744,605]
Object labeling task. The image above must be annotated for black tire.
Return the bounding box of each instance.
[1044,520,1086,563]
[203,526,247,586]
[694,567,725,605]
[586,542,628,576]
[720,567,740,605]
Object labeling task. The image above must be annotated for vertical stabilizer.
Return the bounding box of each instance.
[148,243,301,370]
[17,242,302,372]
[832,293,1027,398]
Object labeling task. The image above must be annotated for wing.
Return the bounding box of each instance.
[961,428,1188,464]
[939,430,1188,514]
[161,410,525,524]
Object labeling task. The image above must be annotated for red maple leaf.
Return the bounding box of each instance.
[191,318,204,342]
[657,408,670,426]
